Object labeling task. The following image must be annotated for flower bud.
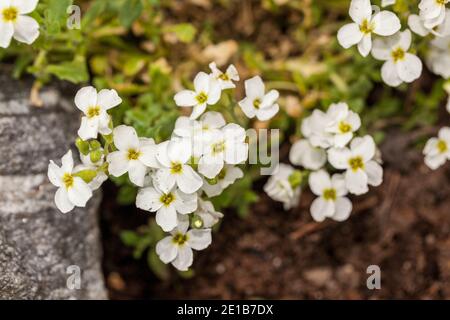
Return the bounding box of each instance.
[191,215,204,229]
[76,137,90,155]
[90,150,103,163]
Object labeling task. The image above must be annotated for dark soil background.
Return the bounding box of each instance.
[101,128,450,299]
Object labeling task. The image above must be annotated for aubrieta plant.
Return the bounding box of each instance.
[2,0,450,274]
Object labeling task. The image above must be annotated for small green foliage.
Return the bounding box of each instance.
[73,169,97,183]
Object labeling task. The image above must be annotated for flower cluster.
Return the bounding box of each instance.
[338,0,450,88]
[337,1,450,172]
[0,0,40,48]
[48,64,280,271]
[264,102,383,223]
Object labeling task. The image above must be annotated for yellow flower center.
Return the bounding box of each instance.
[160,193,175,206]
[219,73,229,81]
[62,173,74,189]
[253,98,261,109]
[196,92,208,104]
[391,47,405,63]
[323,188,337,201]
[170,162,183,174]
[360,19,374,35]
[437,140,448,153]
[339,121,352,133]
[212,141,226,155]
[436,0,446,5]
[86,106,101,118]
[127,149,141,160]
[172,233,188,245]
[2,7,18,22]
[349,156,365,171]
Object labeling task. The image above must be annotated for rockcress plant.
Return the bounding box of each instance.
[47,65,275,271]
[2,0,445,272]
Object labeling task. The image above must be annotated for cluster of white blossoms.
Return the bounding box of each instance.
[48,64,281,271]
[264,102,383,223]
[338,0,450,87]
[0,0,40,48]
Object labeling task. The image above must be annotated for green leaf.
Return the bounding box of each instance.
[119,0,143,28]
[163,23,197,43]
[76,138,90,155]
[147,249,170,281]
[120,230,141,246]
[45,0,73,34]
[46,59,89,83]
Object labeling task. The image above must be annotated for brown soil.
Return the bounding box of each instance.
[101,128,450,299]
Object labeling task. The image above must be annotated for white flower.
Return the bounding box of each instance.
[328,135,383,195]
[106,125,159,187]
[289,139,327,170]
[324,102,361,147]
[0,0,39,48]
[209,62,239,90]
[153,137,203,194]
[193,199,223,228]
[301,110,333,149]
[173,112,226,158]
[382,0,396,7]
[136,185,198,232]
[419,0,449,29]
[238,76,280,121]
[174,71,221,120]
[408,11,450,37]
[309,170,352,222]
[423,127,450,169]
[372,30,423,87]
[201,164,243,197]
[427,36,450,78]
[156,224,212,271]
[263,164,302,210]
[48,150,93,213]
[337,0,401,57]
[198,123,248,179]
[75,86,122,141]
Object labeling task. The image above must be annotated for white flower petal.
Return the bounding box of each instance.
[187,229,212,250]
[408,14,430,37]
[96,89,122,110]
[153,168,176,193]
[177,165,203,193]
[309,170,332,196]
[12,0,38,14]
[174,90,197,107]
[372,11,401,36]
[193,72,210,93]
[136,187,162,211]
[349,0,372,24]
[358,34,372,57]
[190,103,207,120]
[156,236,178,263]
[174,190,198,214]
[128,161,147,187]
[48,161,63,187]
[61,150,74,173]
[67,177,92,207]
[238,97,257,119]
[171,245,193,271]
[337,23,364,49]
[55,188,75,214]
[396,53,423,83]
[333,197,352,221]
[0,21,14,48]
[113,125,139,151]
[328,148,352,170]
[156,205,178,232]
[74,86,97,113]
[106,151,129,177]
[351,135,376,161]
[12,15,39,44]
[365,160,383,187]
[381,60,403,87]
[345,169,369,195]
[310,197,335,222]
[256,104,279,121]
[244,76,265,99]
[78,116,99,140]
